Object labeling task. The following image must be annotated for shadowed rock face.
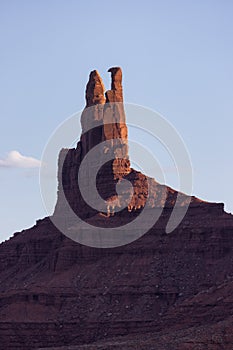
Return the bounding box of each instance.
[0,67,233,349]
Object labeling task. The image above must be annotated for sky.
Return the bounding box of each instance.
[0,0,233,242]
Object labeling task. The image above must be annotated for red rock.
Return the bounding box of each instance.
[0,67,233,349]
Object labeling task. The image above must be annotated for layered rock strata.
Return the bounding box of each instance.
[0,67,232,349]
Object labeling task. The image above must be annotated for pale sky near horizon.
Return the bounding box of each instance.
[0,0,233,242]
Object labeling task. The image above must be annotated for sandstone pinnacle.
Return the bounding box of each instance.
[0,67,232,349]
[85,69,106,107]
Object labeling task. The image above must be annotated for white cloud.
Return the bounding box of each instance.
[0,150,41,168]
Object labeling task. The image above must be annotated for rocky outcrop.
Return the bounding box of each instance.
[81,67,129,169]
[0,67,233,349]
[85,70,106,107]
[55,67,199,219]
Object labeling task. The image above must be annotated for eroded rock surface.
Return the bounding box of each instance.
[0,67,233,349]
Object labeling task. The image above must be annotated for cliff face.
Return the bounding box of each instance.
[55,67,132,222]
[54,67,197,223]
[0,68,233,350]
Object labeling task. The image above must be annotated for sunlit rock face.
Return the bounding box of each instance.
[0,67,232,349]
[55,67,199,220]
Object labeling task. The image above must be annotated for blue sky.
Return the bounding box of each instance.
[0,0,233,242]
